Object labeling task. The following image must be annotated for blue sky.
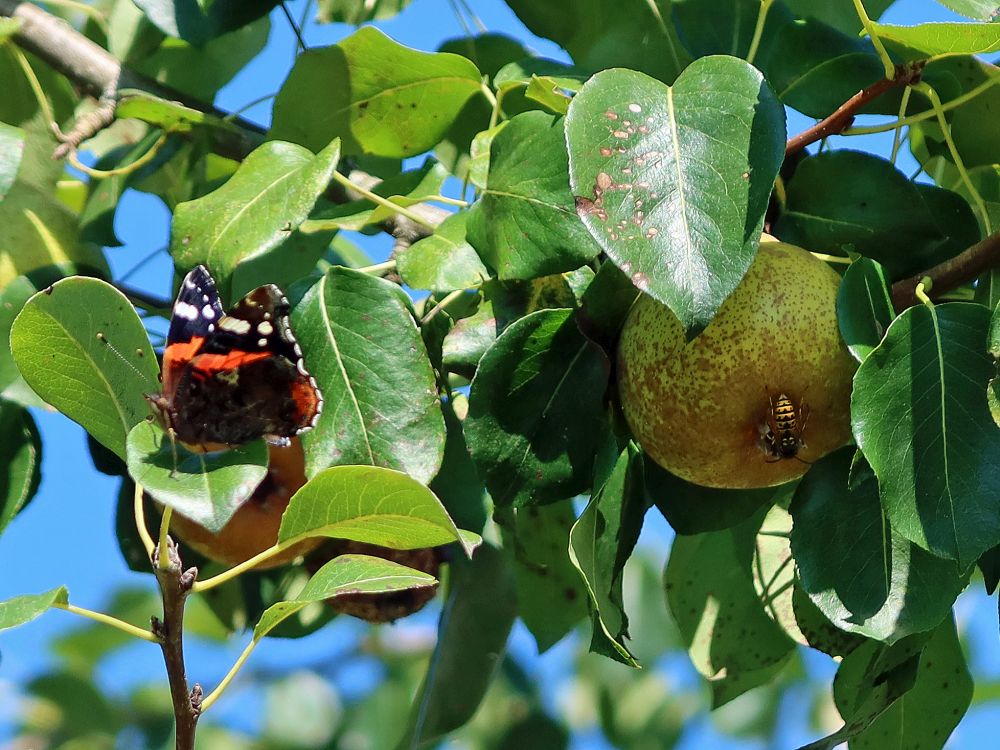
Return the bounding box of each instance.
[3,1,1000,748]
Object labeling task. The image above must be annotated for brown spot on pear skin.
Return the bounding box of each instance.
[616,241,857,489]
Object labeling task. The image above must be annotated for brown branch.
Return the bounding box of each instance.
[891,229,1000,311]
[0,0,445,241]
[785,62,926,158]
[152,539,201,750]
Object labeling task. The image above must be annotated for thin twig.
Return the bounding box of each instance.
[55,602,160,643]
[66,131,168,178]
[785,63,924,158]
[891,229,1000,311]
[152,539,201,750]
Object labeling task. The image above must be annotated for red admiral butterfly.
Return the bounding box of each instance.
[147,265,323,448]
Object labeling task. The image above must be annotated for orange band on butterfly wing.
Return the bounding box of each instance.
[162,336,205,395]
[190,349,273,377]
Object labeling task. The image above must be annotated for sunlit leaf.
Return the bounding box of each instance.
[466,308,609,508]
[853,302,1000,568]
[278,464,479,556]
[837,258,896,363]
[171,139,341,298]
[10,277,159,458]
[566,58,785,334]
[291,267,445,482]
[254,554,437,639]
[0,587,68,632]
[271,27,482,157]
[125,421,268,534]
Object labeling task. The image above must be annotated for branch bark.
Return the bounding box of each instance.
[0,0,445,240]
[784,62,925,158]
[891,229,1000,311]
[152,539,201,750]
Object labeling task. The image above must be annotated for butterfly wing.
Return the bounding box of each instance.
[171,284,323,444]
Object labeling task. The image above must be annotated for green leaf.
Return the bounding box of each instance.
[511,501,588,653]
[664,510,795,686]
[0,402,40,537]
[504,0,692,84]
[466,308,609,508]
[837,258,896,363]
[0,46,77,193]
[0,180,107,291]
[467,122,504,190]
[853,302,1000,568]
[291,267,445,482]
[645,454,778,534]
[875,21,1000,59]
[254,554,437,640]
[0,121,23,200]
[132,19,270,101]
[125,421,268,534]
[10,277,159,459]
[398,212,488,294]
[776,151,980,279]
[566,58,786,335]
[316,0,411,24]
[439,33,531,82]
[0,264,85,404]
[429,397,487,533]
[784,0,893,34]
[672,0,771,59]
[791,449,964,643]
[0,18,21,42]
[270,27,483,157]
[171,139,341,299]
[467,111,601,279]
[931,0,1000,21]
[763,16,905,118]
[802,637,924,750]
[791,585,866,658]
[116,92,251,142]
[132,0,279,43]
[569,444,647,667]
[278,465,478,556]
[396,544,517,750]
[577,260,639,348]
[441,296,497,378]
[0,587,68,632]
[851,616,971,750]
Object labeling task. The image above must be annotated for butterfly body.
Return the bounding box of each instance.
[148,266,322,448]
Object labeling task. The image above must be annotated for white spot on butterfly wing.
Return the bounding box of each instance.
[201,305,216,319]
[258,338,268,347]
[219,317,252,335]
[174,301,199,320]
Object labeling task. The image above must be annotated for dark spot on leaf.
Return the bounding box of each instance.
[44,286,53,295]
[564,588,577,601]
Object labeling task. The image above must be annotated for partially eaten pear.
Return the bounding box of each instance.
[617,238,857,489]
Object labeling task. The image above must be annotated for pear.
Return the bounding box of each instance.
[617,239,857,489]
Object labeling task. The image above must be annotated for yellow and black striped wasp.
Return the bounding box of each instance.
[760,391,810,463]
